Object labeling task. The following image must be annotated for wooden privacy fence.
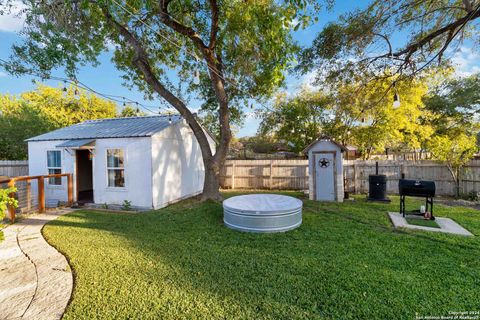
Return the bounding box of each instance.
[1,173,73,222]
[0,160,29,177]
[220,160,309,190]
[343,160,480,196]
[220,159,480,196]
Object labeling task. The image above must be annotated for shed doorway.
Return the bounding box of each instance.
[314,152,336,201]
[76,149,93,204]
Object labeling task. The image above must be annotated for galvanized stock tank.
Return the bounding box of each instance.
[223,194,303,233]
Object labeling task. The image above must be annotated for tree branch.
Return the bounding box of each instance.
[360,3,480,81]
[395,6,468,26]
[101,6,213,161]
[463,0,473,12]
[392,4,480,59]
[208,0,219,50]
[157,0,231,167]
[158,0,207,50]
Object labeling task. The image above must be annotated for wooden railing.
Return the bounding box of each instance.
[0,173,73,222]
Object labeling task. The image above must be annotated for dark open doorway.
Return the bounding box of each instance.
[76,149,93,204]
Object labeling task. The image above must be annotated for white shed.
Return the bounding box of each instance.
[26,115,215,210]
[304,137,346,202]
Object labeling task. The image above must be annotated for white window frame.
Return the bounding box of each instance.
[47,149,62,186]
[106,148,126,189]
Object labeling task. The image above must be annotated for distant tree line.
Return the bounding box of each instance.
[257,71,480,196]
[0,84,145,160]
[258,71,479,155]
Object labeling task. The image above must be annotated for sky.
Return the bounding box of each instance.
[1,1,479,137]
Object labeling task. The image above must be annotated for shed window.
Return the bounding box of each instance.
[107,149,125,187]
[47,150,62,185]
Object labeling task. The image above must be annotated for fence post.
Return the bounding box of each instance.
[67,174,73,206]
[269,160,273,190]
[38,176,45,213]
[7,179,16,222]
[353,162,358,194]
[231,162,236,190]
[26,181,31,212]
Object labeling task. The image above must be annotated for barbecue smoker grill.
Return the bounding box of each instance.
[399,179,436,219]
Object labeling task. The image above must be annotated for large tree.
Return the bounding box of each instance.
[424,73,480,196]
[1,0,316,200]
[118,105,147,117]
[0,84,117,159]
[299,0,480,89]
[258,76,434,158]
[424,73,480,132]
[257,90,331,153]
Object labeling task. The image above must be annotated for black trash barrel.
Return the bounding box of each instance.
[368,174,390,202]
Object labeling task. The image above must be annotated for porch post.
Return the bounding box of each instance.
[7,179,16,222]
[67,174,73,206]
[38,176,45,213]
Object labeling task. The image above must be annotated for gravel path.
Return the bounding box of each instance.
[0,210,73,320]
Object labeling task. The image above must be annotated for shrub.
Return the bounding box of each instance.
[460,191,480,202]
[121,200,132,211]
[0,187,18,220]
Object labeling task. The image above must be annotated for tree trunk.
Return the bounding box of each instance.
[202,160,223,201]
[446,164,460,198]
[103,5,228,202]
[365,147,372,160]
[455,167,461,198]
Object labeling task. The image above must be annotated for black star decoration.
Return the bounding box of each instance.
[319,158,330,168]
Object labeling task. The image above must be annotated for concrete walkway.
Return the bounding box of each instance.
[0,210,73,320]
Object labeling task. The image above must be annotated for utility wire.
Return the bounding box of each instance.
[111,0,255,100]
[113,0,224,79]
[111,0,284,117]
[0,58,169,115]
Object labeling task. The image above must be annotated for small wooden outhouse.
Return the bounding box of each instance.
[304,137,346,202]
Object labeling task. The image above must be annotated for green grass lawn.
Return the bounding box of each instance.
[406,217,440,228]
[42,192,480,319]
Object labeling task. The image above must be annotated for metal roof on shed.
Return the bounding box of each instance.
[27,115,183,141]
[56,138,96,148]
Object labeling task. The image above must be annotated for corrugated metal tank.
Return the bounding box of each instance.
[223,194,302,233]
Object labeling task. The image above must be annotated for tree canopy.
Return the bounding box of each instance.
[423,73,480,194]
[118,105,147,117]
[424,73,480,132]
[0,84,117,159]
[258,74,435,158]
[299,0,480,91]
[258,89,331,153]
[0,0,322,199]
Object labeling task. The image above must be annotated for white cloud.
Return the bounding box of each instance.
[451,46,480,77]
[0,1,26,33]
[0,71,7,77]
[284,71,318,96]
